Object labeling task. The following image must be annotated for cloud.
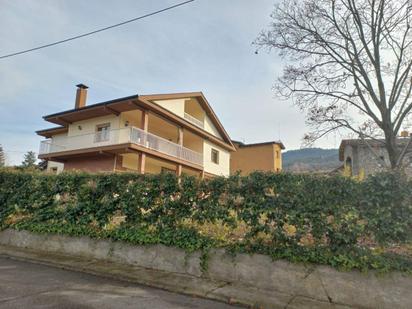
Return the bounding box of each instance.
[0,0,337,166]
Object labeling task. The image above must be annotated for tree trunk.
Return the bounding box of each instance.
[384,130,399,169]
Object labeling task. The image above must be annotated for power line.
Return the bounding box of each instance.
[0,0,195,60]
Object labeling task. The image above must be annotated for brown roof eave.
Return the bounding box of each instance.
[39,93,235,152]
[36,126,68,138]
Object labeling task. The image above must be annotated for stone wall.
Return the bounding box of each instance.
[0,229,411,309]
[343,143,412,177]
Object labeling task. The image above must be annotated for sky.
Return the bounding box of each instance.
[0,0,340,165]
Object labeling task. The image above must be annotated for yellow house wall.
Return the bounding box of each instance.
[273,144,283,171]
[230,144,283,176]
[203,140,230,177]
[184,98,205,120]
[119,110,141,129]
[121,153,139,171]
[145,157,176,174]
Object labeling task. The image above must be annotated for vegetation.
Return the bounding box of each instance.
[0,170,411,273]
[255,0,412,169]
[20,151,37,169]
[283,148,340,172]
[0,145,4,167]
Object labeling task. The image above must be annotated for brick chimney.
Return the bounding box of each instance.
[75,84,88,109]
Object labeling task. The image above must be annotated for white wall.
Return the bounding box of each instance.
[47,161,64,173]
[203,140,230,177]
[68,115,120,137]
[153,99,185,118]
[51,133,68,145]
[204,115,222,139]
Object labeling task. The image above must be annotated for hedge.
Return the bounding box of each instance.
[0,169,411,272]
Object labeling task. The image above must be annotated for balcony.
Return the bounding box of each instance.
[39,127,203,166]
[184,112,204,129]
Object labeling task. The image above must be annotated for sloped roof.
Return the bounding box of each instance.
[39,92,235,151]
[139,92,234,148]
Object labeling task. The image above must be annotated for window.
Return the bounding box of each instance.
[50,167,58,174]
[345,157,353,176]
[211,149,219,164]
[276,151,280,159]
[95,123,111,142]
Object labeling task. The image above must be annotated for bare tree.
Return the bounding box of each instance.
[255,0,412,169]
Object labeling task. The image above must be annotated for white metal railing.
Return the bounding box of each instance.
[39,141,66,154]
[94,130,110,143]
[39,127,203,166]
[184,112,204,128]
[130,127,203,166]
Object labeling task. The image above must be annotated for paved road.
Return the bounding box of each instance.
[0,256,241,309]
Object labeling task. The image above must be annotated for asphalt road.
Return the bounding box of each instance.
[0,256,241,309]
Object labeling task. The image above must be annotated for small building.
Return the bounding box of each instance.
[37,84,235,178]
[339,137,412,177]
[230,140,285,175]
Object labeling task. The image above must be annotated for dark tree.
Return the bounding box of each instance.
[0,145,5,167]
[21,151,37,169]
[37,159,48,171]
[255,0,412,169]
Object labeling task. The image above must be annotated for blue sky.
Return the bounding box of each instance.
[0,0,339,165]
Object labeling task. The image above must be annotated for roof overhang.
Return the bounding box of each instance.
[43,94,140,126]
[41,92,235,152]
[36,126,69,138]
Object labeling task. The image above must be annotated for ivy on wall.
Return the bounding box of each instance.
[0,169,411,272]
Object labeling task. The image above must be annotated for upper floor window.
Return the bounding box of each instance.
[95,123,111,142]
[211,149,219,164]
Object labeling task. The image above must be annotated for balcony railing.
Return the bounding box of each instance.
[184,113,204,129]
[130,127,203,166]
[39,127,203,166]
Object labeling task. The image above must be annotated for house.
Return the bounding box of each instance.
[230,140,285,175]
[339,135,412,177]
[37,84,235,177]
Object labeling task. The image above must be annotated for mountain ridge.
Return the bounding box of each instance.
[282,148,341,172]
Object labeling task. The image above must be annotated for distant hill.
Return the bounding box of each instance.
[282,148,341,173]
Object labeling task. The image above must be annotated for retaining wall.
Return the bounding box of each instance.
[0,229,410,308]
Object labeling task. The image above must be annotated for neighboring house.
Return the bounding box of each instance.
[230,140,285,175]
[339,135,412,177]
[37,84,235,178]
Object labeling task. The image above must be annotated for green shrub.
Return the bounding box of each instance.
[359,172,412,244]
[0,169,411,272]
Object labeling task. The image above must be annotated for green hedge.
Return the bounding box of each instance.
[0,170,411,272]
